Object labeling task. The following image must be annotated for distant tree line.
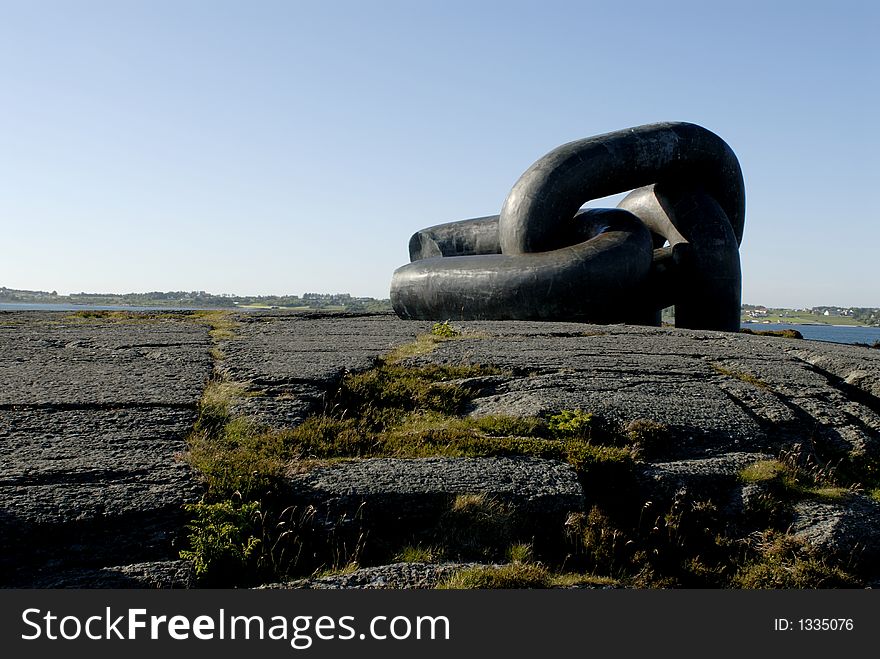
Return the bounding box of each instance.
[3,286,877,323]
[0,286,392,312]
[740,302,879,327]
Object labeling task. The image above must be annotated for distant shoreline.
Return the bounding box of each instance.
[0,302,231,312]
[741,319,873,328]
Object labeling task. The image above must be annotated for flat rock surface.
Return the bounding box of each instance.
[5,310,880,586]
[641,452,773,496]
[260,562,617,590]
[238,315,880,584]
[791,496,880,562]
[260,562,482,590]
[221,313,430,426]
[287,456,584,519]
[0,313,209,406]
[409,322,880,460]
[0,312,211,586]
[214,314,880,460]
[28,560,196,589]
[222,313,430,390]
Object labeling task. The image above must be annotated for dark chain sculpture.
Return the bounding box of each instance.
[390,122,745,331]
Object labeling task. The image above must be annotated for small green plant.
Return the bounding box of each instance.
[473,415,547,437]
[184,419,289,500]
[384,324,484,363]
[68,310,140,321]
[431,320,461,338]
[550,572,617,588]
[436,563,616,589]
[65,309,196,323]
[507,543,534,564]
[384,334,444,362]
[741,487,794,530]
[312,562,360,579]
[180,500,262,585]
[547,409,594,439]
[736,452,859,533]
[808,486,850,501]
[560,442,633,480]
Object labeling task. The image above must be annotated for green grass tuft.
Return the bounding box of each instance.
[566,507,632,575]
[436,563,616,589]
[437,563,552,589]
[394,545,440,563]
[731,533,858,588]
[384,334,445,363]
[188,310,240,341]
[624,418,672,459]
[339,363,494,421]
[473,415,547,437]
[711,364,772,390]
[435,494,514,560]
[549,572,618,588]
[740,459,789,484]
[739,458,854,504]
[506,543,534,564]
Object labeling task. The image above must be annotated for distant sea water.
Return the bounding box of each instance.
[741,322,880,346]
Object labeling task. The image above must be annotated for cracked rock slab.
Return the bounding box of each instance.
[219,312,430,425]
[286,456,584,526]
[259,562,484,590]
[787,344,880,400]
[791,496,880,563]
[0,312,210,406]
[28,560,197,589]
[404,322,880,460]
[640,452,771,499]
[0,312,211,586]
[7,311,880,587]
[221,312,430,388]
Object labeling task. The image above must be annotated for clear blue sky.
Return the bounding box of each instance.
[1,0,877,307]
